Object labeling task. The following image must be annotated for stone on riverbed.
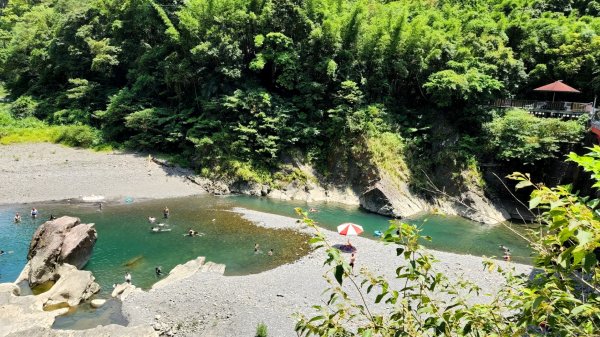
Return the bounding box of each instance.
[24,216,97,288]
[112,282,140,301]
[90,298,106,308]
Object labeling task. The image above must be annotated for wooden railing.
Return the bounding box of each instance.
[492,99,594,116]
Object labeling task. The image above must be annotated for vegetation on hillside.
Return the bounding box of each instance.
[295,148,600,336]
[0,0,591,183]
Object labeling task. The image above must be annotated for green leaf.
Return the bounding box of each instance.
[334,265,344,285]
[532,296,545,310]
[529,197,541,209]
[576,230,593,246]
[308,237,323,245]
[396,247,405,256]
[515,180,533,189]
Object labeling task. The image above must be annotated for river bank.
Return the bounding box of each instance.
[0,143,202,205]
[122,208,533,336]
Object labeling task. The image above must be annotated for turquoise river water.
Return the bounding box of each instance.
[0,194,532,329]
[0,194,531,293]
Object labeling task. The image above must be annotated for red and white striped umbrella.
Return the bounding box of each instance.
[337,223,364,236]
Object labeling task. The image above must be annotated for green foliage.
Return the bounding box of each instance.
[9,95,38,119]
[0,0,597,181]
[55,124,101,148]
[486,109,584,164]
[255,322,268,337]
[0,109,101,148]
[297,149,600,336]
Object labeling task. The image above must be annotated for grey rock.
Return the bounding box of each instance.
[25,216,97,287]
[36,264,100,308]
[359,175,427,218]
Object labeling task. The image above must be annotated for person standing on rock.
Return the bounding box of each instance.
[125,272,132,284]
[163,207,170,219]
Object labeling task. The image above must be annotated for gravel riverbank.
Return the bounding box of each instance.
[0,143,202,204]
[123,208,533,337]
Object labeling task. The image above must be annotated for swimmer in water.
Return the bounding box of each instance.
[148,216,156,223]
[14,213,21,223]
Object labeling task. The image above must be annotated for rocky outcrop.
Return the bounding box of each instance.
[359,174,428,218]
[358,171,509,224]
[0,279,156,337]
[0,284,67,337]
[112,282,142,301]
[434,190,510,224]
[35,264,100,308]
[152,256,226,290]
[25,216,97,287]
[12,216,101,310]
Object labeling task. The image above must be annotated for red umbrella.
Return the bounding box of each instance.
[534,80,580,102]
[337,223,364,236]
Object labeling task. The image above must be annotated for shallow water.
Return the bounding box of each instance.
[0,195,533,290]
[0,196,310,292]
[227,195,532,264]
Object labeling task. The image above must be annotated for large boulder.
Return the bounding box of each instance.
[36,264,100,308]
[25,216,97,287]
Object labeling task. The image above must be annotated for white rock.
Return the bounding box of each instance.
[90,299,106,308]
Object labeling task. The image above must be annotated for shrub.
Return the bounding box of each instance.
[255,322,268,337]
[9,95,38,119]
[52,109,91,125]
[55,125,101,148]
[486,109,584,164]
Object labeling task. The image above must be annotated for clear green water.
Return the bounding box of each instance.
[0,194,531,293]
[227,195,532,264]
[0,196,311,292]
[0,194,532,329]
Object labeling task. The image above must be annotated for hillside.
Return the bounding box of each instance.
[0,0,595,221]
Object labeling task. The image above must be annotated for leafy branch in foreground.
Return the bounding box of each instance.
[296,148,600,336]
[294,209,522,337]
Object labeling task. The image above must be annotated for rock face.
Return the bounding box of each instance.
[0,284,67,337]
[359,172,509,225]
[26,216,97,287]
[359,174,428,218]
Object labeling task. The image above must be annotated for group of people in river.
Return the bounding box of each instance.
[254,243,274,256]
[148,206,174,233]
[13,208,45,223]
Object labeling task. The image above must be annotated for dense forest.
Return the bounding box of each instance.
[0,0,595,186]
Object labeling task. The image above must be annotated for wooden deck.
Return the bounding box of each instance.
[491,99,593,118]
